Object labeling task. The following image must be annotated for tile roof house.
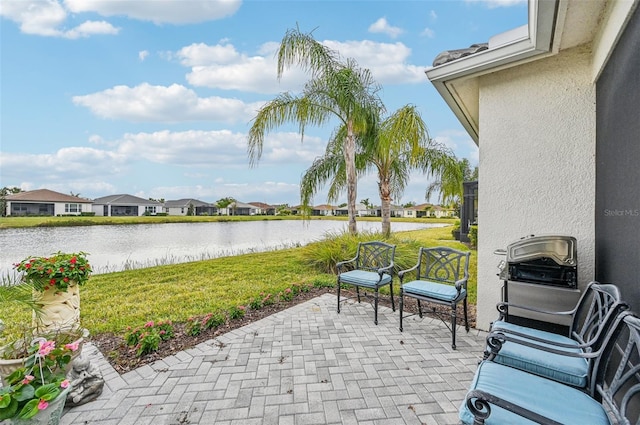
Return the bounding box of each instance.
[164,199,217,216]
[427,0,640,329]
[311,204,335,216]
[248,202,276,215]
[92,194,164,217]
[4,189,94,216]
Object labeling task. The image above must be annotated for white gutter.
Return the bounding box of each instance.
[425,0,560,142]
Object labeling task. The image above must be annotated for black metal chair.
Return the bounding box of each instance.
[336,241,396,325]
[399,246,470,349]
[484,282,629,392]
[459,311,640,425]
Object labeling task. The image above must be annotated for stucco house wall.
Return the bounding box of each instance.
[475,45,596,330]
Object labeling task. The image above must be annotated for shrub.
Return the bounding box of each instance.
[136,331,161,356]
[280,288,294,302]
[228,305,245,320]
[185,317,203,336]
[202,313,224,330]
[469,225,478,248]
[124,320,175,355]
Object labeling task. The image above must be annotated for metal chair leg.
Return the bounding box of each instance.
[374,288,379,325]
[464,298,469,332]
[390,281,395,312]
[451,305,457,350]
[356,286,361,303]
[337,278,341,313]
[417,300,423,318]
[399,289,404,332]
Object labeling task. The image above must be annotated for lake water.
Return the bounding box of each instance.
[0,220,447,278]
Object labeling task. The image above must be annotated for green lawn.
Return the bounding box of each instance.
[0,224,474,344]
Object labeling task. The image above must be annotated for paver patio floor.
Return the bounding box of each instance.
[60,293,487,425]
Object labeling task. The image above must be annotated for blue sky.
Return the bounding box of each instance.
[0,0,527,206]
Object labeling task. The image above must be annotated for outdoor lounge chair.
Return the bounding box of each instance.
[399,246,470,349]
[459,311,640,425]
[336,241,396,325]
[485,282,629,391]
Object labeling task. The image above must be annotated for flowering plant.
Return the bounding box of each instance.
[0,338,76,420]
[14,252,92,292]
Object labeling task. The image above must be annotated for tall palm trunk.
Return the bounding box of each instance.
[345,121,357,235]
[379,177,392,237]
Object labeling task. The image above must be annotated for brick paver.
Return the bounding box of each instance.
[59,294,486,424]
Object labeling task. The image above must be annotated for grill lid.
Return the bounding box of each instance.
[506,235,577,266]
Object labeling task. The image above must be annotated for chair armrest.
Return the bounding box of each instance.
[377,261,394,276]
[455,278,468,292]
[465,389,563,425]
[398,263,419,282]
[496,301,575,322]
[336,256,357,273]
[485,331,601,360]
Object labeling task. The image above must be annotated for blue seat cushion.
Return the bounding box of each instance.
[402,279,464,302]
[338,270,391,288]
[459,361,611,425]
[489,320,588,387]
[491,320,575,345]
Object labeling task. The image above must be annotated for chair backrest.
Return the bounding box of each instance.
[570,282,628,348]
[355,241,395,272]
[591,312,639,424]
[417,247,470,287]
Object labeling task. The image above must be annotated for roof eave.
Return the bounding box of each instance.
[425,0,559,143]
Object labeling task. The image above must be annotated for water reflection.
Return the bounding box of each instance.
[0,220,447,277]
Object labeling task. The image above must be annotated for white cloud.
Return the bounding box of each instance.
[180,42,306,93]
[433,129,478,164]
[465,0,527,8]
[421,27,435,38]
[64,0,242,24]
[72,83,264,123]
[0,0,119,38]
[430,10,438,21]
[111,129,324,167]
[368,17,404,39]
[177,39,426,93]
[138,50,149,62]
[323,40,426,84]
[0,148,126,190]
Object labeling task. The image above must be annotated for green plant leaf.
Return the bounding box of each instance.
[0,397,19,420]
[34,383,59,400]
[13,384,35,402]
[0,392,12,408]
[17,399,39,419]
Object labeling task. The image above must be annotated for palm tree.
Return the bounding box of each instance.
[247,27,383,235]
[301,105,461,237]
[426,158,476,211]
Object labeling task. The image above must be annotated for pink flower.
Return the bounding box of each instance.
[64,341,79,351]
[60,379,70,389]
[37,399,49,410]
[38,340,56,356]
[22,375,34,384]
[238,305,246,311]
[285,288,292,293]
[144,321,154,328]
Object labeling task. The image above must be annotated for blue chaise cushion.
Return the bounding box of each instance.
[339,270,391,288]
[489,320,588,387]
[402,280,463,302]
[459,361,611,425]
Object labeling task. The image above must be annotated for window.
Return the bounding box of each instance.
[65,203,81,213]
[145,206,157,214]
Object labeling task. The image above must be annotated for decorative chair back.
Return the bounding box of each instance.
[592,312,639,424]
[417,247,469,287]
[355,242,396,273]
[570,283,627,347]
